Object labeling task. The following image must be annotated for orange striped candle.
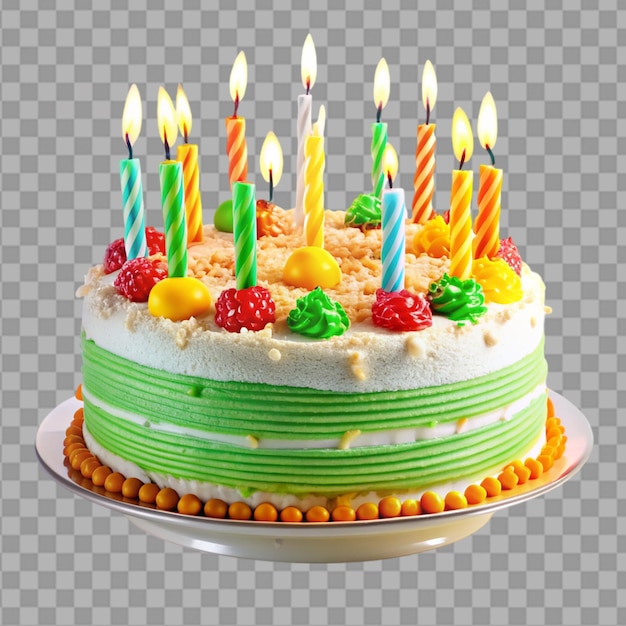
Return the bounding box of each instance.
[474,164,502,258]
[226,51,249,187]
[176,85,203,243]
[412,123,436,223]
[474,92,502,259]
[412,61,437,224]
[449,108,474,280]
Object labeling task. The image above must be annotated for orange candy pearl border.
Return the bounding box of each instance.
[66,386,566,522]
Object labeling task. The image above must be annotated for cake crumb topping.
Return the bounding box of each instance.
[186,208,449,323]
[483,330,499,346]
[268,348,281,362]
[338,430,362,450]
[406,336,426,357]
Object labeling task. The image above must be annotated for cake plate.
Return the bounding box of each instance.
[36,392,592,563]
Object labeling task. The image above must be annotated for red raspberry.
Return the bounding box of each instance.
[495,237,523,276]
[215,286,276,333]
[103,238,126,274]
[113,258,168,302]
[103,227,166,274]
[372,289,433,332]
[145,226,166,255]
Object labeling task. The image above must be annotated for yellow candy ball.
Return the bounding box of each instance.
[148,277,212,321]
[283,247,341,290]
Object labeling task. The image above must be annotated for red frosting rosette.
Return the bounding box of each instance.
[371,288,433,332]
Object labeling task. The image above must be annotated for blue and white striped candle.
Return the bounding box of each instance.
[381,187,406,292]
[120,158,147,259]
[120,84,147,260]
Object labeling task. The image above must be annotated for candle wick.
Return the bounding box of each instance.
[269,169,274,203]
[306,77,310,95]
[486,144,495,166]
[459,148,466,171]
[233,92,239,117]
[164,130,171,161]
[426,99,430,126]
[376,103,382,123]
[126,133,133,160]
[387,172,393,189]
[184,124,189,144]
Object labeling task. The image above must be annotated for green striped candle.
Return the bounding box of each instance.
[232,181,257,290]
[371,121,388,200]
[159,160,187,278]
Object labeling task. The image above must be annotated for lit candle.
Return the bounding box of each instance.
[232,181,257,290]
[303,106,326,248]
[449,108,474,280]
[176,84,203,243]
[120,84,147,260]
[473,92,502,259]
[295,34,317,228]
[260,131,283,203]
[157,86,187,278]
[372,58,390,200]
[225,51,249,187]
[381,144,405,292]
[412,60,437,224]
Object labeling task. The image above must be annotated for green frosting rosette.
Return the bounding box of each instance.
[345,194,382,229]
[287,287,350,339]
[428,273,488,326]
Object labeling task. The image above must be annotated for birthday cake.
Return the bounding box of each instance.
[65,56,566,522]
[69,204,564,521]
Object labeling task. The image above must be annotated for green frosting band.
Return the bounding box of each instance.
[287,287,350,339]
[345,194,382,229]
[82,335,547,497]
[429,273,488,325]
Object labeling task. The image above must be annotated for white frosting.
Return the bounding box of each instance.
[82,384,547,450]
[82,423,546,510]
[80,266,546,393]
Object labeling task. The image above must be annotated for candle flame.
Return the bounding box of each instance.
[373,58,390,111]
[477,91,497,151]
[157,86,178,148]
[451,107,474,164]
[301,34,317,91]
[122,84,142,146]
[422,60,437,112]
[229,51,248,104]
[176,84,192,139]
[312,104,326,136]
[383,143,399,182]
[260,131,283,186]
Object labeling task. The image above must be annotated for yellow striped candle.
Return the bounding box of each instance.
[226,51,249,187]
[176,85,203,243]
[303,131,325,248]
[449,170,473,280]
[473,92,502,259]
[449,108,474,280]
[412,61,437,224]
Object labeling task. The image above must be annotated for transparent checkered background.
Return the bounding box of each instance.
[1,0,624,624]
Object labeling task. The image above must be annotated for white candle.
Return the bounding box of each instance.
[295,93,312,228]
[295,34,317,228]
